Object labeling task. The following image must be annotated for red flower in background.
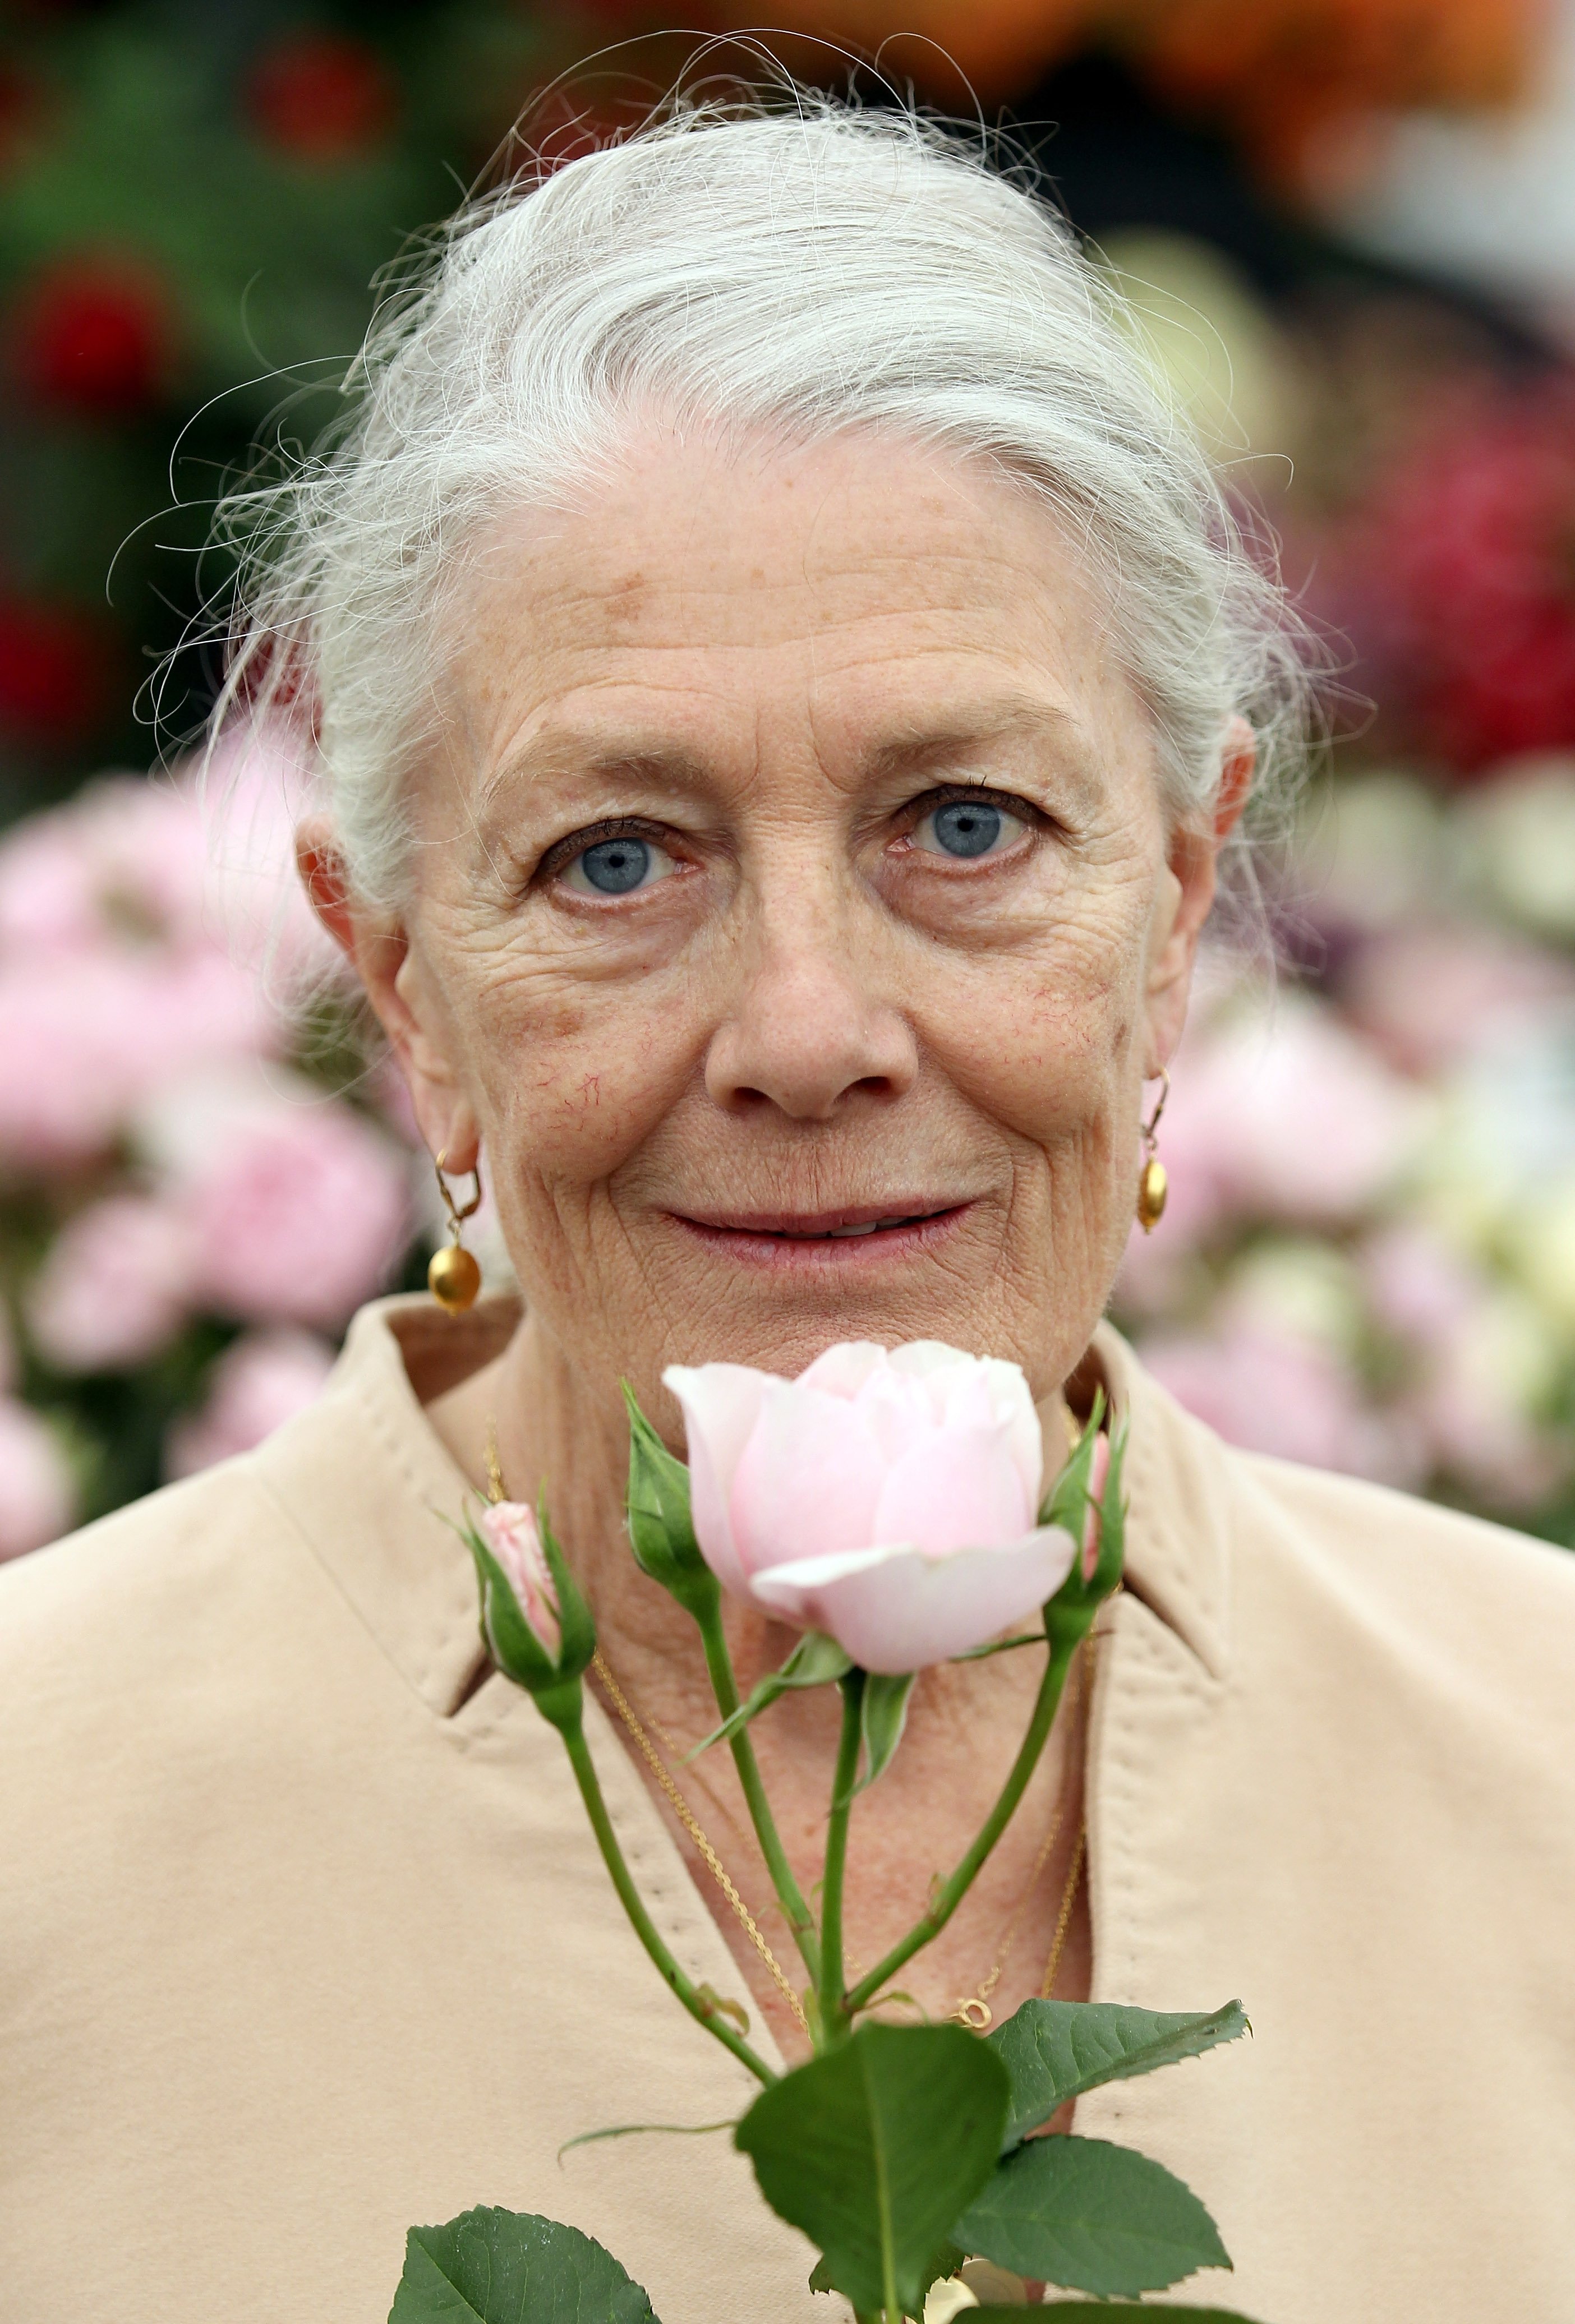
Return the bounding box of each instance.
[11,255,177,416]
[246,34,396,162]
[0,594,114,745]
[1339,382,1575,772]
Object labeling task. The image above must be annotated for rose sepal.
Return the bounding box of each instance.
[689,1627,855,1758]
[465,1501,595,1735]
[1044,1421,1127,1657]
[1039,1389,1107,1537]
[622,1384,724,1622]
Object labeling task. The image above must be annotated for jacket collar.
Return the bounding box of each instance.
[252,1296,1234,1717]
[1089,1321,1233,1680]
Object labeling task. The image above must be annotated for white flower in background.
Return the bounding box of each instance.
[1501,1174,1575,1336]
[1457,755,1575,940]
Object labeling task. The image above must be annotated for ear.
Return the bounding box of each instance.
[295,817,481,1170]
[1142,717,1256,1072]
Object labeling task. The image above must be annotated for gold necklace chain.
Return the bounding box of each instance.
[948,1639,1090,2030]
[482,1417,1089,2040]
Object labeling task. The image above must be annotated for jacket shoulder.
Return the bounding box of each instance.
[1230,1439,1575,1684]
[0,1454,310,1699]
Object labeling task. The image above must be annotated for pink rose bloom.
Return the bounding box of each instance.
[0,776,213,956]
[181,1092,412,1330]
[164,1328,336,1478]
[0,947,276,1170]
[480,1500,559,1651]
[26,1194,195,1372]
[665,1341,1077,1675]
[0,1398,76,1560]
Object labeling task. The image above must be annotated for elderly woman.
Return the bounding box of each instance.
[3,100,1572,2324]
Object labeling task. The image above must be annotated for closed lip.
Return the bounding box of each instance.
[671,1200,971,1240]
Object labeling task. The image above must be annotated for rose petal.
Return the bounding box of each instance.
[663,1362,772,1595]
[726,1381,886,1573]
[750,1527,1078,1673]
[871,1422,1035,1552]
[796,1341,888,1399]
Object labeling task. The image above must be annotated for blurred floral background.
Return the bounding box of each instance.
[3,0,1575,1559]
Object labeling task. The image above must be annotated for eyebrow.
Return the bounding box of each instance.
[862,697,1101,806]
[478,694,1100,823]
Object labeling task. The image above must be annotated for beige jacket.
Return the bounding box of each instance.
[2,1295,1573,2324]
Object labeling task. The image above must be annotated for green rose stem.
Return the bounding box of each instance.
[816,1671,868,2040]
[692,1598,823,1986]
[841,1617,1086,2024]
[558,1705,778,2087]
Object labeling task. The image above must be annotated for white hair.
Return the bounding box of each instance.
[213,93,1314,926]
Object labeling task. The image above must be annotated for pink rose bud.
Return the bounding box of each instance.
[480,1500,559,1653]
[663,1341,1077,1675]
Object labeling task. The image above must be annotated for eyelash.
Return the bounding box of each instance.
[533,817,676,883]
[901,783,1043,846]
[533,784,1043,893]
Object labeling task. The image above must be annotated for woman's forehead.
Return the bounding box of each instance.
[440,428,1136,783]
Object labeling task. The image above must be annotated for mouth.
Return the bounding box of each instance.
[669,1200,972,1265]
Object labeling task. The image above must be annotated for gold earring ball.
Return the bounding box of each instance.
[1137,1156,1168,1234]
[429,1243,482,1313]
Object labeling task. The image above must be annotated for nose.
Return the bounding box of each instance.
[704,886,919,1122]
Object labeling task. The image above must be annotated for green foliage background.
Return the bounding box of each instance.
[0,0,623,824]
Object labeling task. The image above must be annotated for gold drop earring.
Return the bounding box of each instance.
[1136,1069,1169,1234]
[429,1148,483,1313]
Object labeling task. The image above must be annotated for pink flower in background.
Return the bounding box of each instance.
[1338,924,1575,1076]
[0,774,210,955]
[164,1328,336,1478]
[1143,1321,1421,1486]
[1144,1000,1425,1247]
[0,948,275,1169]
[1360,1224,1481,1342]
[666,1341,1076,1674]
[26,1194,194,1372]
[480,1500,559,1650]
[200,726,340,990]
[183,1091,412,1330]
[0,1399,75,1560]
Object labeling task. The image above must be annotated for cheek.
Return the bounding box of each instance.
[463,944,699,1211]
[923,884,1151,1150]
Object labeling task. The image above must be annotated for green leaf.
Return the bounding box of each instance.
[690,1629,854,1757]
[736,2021,1008,2318]
[388,2206,660,2323]
[956,2134,1231,2298]
[622,1388,721,1621]
[809,2238,965,2320]
[990,1999,1250,2149]
[856,1671,917,1793]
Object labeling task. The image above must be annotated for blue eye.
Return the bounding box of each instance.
[917,797,1023,860]
[573,836,654,893]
